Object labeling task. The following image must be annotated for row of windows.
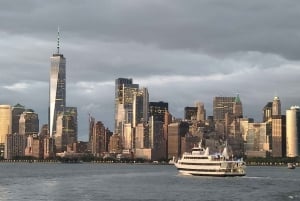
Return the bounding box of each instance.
[180,162,221,166]
[183,157,208,159]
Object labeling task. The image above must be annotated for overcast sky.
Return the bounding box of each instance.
[1,0,300,140]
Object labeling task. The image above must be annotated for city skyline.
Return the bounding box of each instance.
[1,1,300,140]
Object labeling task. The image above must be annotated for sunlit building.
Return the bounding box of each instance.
[213,96,235,122]
[286,106,300,157]
[55,108,77,153]
[49,30,66,138]
[114,78,139,135]
[272,115,286,157]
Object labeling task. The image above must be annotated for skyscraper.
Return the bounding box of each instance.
[132,87,149,126]
[149,101,168,123]
[286,106,300,157]
[19,109,39,137]
[55,107,77,153]
[0,105,12,144]
[114,78,139,134]
[213,96,235,122]
[272,96,281,116]
[49,29,66,137]
[12,103,25,134]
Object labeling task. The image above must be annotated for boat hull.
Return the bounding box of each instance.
[177,169,245,177]
[174,161,246,177]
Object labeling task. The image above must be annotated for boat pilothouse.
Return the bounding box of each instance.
[174,141,246,176]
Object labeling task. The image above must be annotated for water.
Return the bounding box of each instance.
[0,163,299,201]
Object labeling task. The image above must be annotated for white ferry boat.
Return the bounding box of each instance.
[173,142,246,176]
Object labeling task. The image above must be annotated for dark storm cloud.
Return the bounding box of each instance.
[1,0,300,139]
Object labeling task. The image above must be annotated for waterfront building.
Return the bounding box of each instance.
[109,133,122,154]
[244,122,270,158]
[25,134,43,159]
[49,30,66,138]
[19,109,39,137]
[286,106,300,157]
[12,104,25,134]
[0,105,12,157]
[73,141,88,153]
[55,109,77,153]
[43,136,55,159]
[167,121,189,159]
[272,115,286,157]
[90,121,109,157]
[5,133,25,159]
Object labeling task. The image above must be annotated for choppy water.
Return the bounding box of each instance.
[0,163,299,201]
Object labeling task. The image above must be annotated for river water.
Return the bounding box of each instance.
[0,163,299,201]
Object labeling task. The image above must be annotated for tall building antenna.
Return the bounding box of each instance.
[57,26,60,54]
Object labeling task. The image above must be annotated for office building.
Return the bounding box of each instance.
[286,106,300,157]
[25,134,43,159]
[272,115,286,157]
[12,104,25,134]
[272,96,281,116]
[132,87,149,126]
[114,78,139,135]
[167,121,189,159]
[196,102,206,121]
[5,133,25,159]
[49,30,66,137]
[0,105,12,157]
[244,122,270,158]
[263,102,273,122]
[149,101,168,123]
[233,94,243,118]
[19,109,39,137]
[90,121,109,157]
[213,96,235,122]
[55,109,77,153]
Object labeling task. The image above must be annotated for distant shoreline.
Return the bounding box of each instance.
[0,160,297,167]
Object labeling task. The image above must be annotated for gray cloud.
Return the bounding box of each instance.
[1,0,300,140]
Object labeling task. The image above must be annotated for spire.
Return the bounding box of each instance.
[57,26,60,54]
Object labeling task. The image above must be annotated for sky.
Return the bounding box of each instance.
[1,0,300,141]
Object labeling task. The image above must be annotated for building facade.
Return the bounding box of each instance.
[12,104,25,134]
[49,31,66,138]
[19,109,39,137]
[272,115,286,157]
[55,109,77,153]
[114,78,139,135]
[286,106,300,157]
[213,96,235,122]
[149,101,168,123]
[5,133,25,159]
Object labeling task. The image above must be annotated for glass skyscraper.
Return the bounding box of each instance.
[49,30,66,137]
